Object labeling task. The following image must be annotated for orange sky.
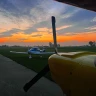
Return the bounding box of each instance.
[0,38,8,43]
[0,0,96,46]
[0,31,96,45]
[57,32,96,42]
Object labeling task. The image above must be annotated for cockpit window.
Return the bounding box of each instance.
[30,48,40,51]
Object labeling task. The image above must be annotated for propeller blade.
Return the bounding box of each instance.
[52,16,58,54]
[23,65,49,92]
[23,16,57,92]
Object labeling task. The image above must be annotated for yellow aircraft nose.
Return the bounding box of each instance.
[48,54,77,95]
[48,53,96,96]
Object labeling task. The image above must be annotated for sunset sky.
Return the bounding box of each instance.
[0,0,96,46]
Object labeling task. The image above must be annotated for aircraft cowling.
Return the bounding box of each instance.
[48,51,96,96]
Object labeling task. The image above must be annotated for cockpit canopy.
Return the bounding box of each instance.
[29,47,40,51]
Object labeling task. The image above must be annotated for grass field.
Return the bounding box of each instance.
[0,46,96,81]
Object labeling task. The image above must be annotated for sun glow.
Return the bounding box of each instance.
[0,30,96,45]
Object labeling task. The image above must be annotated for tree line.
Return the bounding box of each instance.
[89,41,96,47]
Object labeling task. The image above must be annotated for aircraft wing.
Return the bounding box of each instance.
[41,52,55,54]
[32,52,55,55]
[55,0,96,12]
[10,51,28,54]
[58,51,86,56]
[31,51,86,55]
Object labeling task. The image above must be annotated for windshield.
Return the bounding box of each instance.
[30,47,40,51]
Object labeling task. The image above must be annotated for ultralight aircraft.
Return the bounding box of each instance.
[10,47,55,58]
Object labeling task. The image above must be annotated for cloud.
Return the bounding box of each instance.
[91,17,96,22]
[37,27,49,32]
[60,9,80,19]
[24,27,37,34]
[36,25,72,33]
[0,28,22,37]
[0,0,67,34]
[18,38,28,41]
[0,9,33,31]
[29,0,66,25]
[0,28,7,33]
[0,0,96,46]
[31,34,42,37]
[67,10,96,23]
[0,0,19,13]
[56,25,72,31]
[85,26,96,30]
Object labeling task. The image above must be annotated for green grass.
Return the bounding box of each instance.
[0,47,53,81]
[0,46,96,81]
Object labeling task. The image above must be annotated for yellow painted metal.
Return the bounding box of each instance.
[48,52,96,96]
